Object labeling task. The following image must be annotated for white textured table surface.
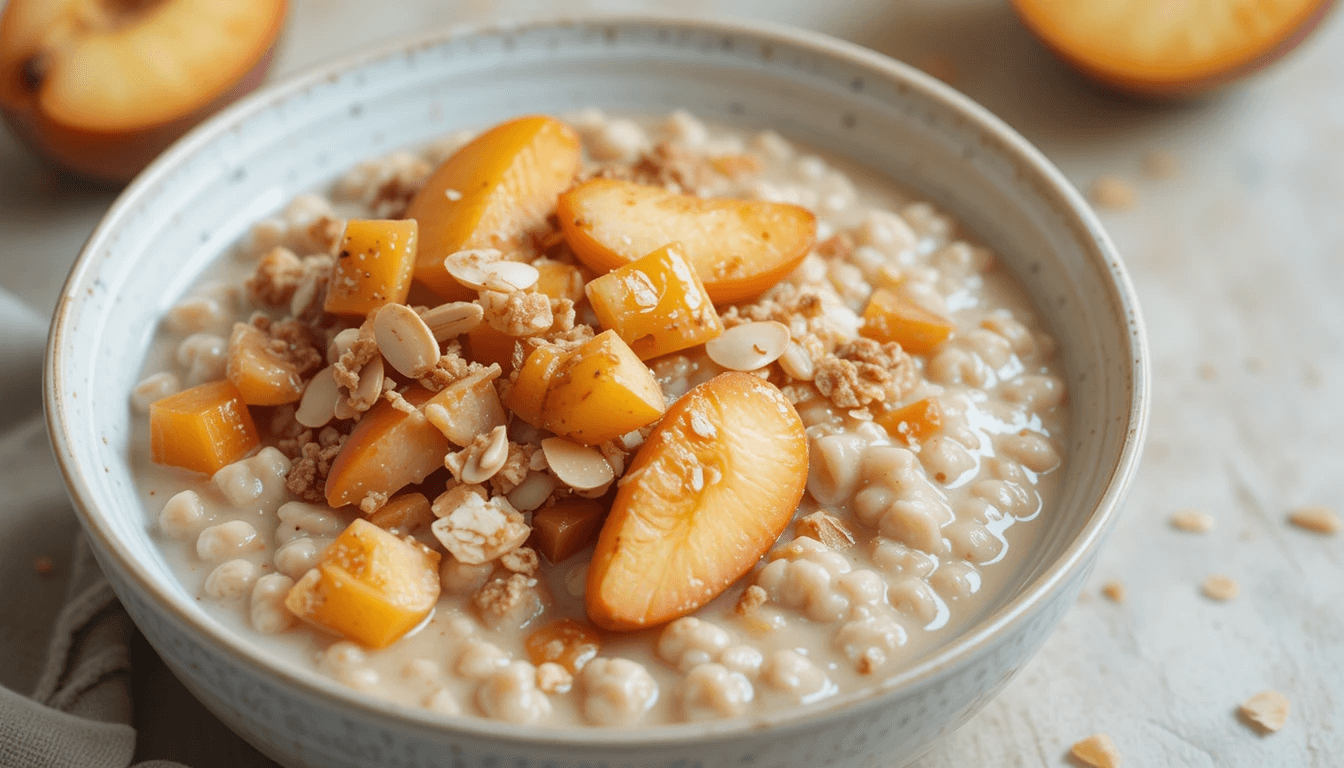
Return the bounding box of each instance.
[1,1,1341,766]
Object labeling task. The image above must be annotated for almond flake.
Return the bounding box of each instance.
[1070,733,1120,768]
[541,437,614,491]
[1239,690,1290,733]
[421,301,484,342]
[350,355,384,412]
[374,303,439,378]
[778,340,814,381]
[296,366,340,428]
[442,248,504,291]
[706,321,790,371]
[1287,505,1339,535]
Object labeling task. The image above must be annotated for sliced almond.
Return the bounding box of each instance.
[421,302,484,342]
[541,437,614,491]
[374,303,440,379]
[296,366,340,428]
[1070,733,1120,768]
[777,340,814,381]
[476,425,511,480]
[480,260,540,293]
[1201,574,1238,601]
[1240,690,1290,733]
[1170,508,1214,533]
[327,327,362,364]
[350,355,385,411]
[333,394,356,421]
[706,321,790,371]
[443,248,504,291]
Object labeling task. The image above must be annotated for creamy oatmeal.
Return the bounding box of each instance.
[131,109,1068,728]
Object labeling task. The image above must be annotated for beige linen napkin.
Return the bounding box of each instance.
[0,288,187,768]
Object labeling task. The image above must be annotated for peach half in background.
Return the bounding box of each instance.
[0,0,287,183]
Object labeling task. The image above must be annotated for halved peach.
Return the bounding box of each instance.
[1013,0,1335,97]
[586,372,808,630]
[405,115,581,298]
[0,0,286,183]
[225,322,304,406]
[557,178,817,305]
[324,387,447,508]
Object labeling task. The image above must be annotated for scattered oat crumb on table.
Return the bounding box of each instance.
[1070,733,1121,768]
[1088,176,1137,211]
[1100,581,1126,603]
[1201,574,1239,601]
[1196,362,1218,381]
[1140,150,1180,180]
[1287,505,1340,535]
[32,555,54,575]
[1170,509,1215,533]
[1240,690,1290,734]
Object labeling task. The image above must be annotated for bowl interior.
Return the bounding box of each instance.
[47,16,1145,741]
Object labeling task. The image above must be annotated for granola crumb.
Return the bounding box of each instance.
[33,556,54,575]
[1201,574,1239,602]
[1239,690,1290,734]
[501,546,540,576]
[245,247,304,307]
[285,437,345,503]
[1170,509,1215,533]
[359,491,389,515]
[1100,581,1126,603]
[472,573,540,626]
[796,510,856,550]
[1140,150,1180,180]
[1070,733,1120,768]
[480,290,552,337]
[736,585,768,615]
[812,338,915,409]
[1287,505,1340,535]
[1089,175,1137,211]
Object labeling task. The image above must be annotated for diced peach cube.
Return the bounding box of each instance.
[150,380,258,475]
[875,397,944,445]
[860,288,955,354]
[585,243,724,360]
[505,344,570,428]
[324,219,418,317]
[285,519,441,649]
[324,387,448,508]
[422,366,507,447]
[225,322,304,406]
[533,259,587,304]
[542,330,665,446]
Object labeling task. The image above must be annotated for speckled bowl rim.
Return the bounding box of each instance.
[46,13,1149,748]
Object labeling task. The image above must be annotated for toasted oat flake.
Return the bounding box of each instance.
[1100,580,1126,603]
[1070,733,1121,768]
[1239,690,1290,733]
[705,321,790,371]
[1201,574,1239,601]
[541,437,614,491]
[1287,505,1339,535]
[1170,508,1215,533]
[374,303,440,378]
[421,302,484,342]
[1089,176,1137,211]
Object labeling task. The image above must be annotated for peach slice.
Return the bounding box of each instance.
[586,372,808,631]
[542,330,665,446]
[557,178,817,305]
[404,115,581,298]
[0,0,286,183]
[324,387,448,508]
[225,322,304,406]
[1013,0,1335,97]
[585,242,724,360]
[285,518,440,649]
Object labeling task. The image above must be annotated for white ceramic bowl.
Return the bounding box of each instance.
[46,16,1148,768]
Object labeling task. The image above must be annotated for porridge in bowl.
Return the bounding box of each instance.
[131,110,1068,727]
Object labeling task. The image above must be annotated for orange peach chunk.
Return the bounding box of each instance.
[505,344,570,428]
[422,366,507,447]
[585,242,724,360]
[149,380,259,475]
[542,330,665,446]
[533,258,587,304]
[225,322,304,406]
[557,178,817,304]
[531,497,607,564]
[875,397,944,446]
[405,115,581,298]
[285,519,440,649]
[324,219,418,317]
[860,288,955,355]
[324,387,447,508]
[586,372,807,630]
